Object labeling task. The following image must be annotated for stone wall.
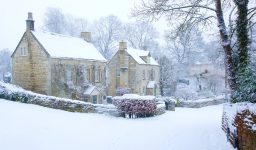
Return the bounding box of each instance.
[107,52,118,96]
[12,31,107,102]
[50,58,106,101]
[178,97,226,108]
[137,64,160,95]
[0,81,114,114]
[107,50,160,96]
[235,110,256,150]
[222,103,256,150]
[1,82,166,117]
[107,50,137,96]
[12,31,51,95]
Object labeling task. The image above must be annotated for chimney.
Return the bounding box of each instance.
[26,12,35,31]
[119,41,127,51]
[80,32,91,42]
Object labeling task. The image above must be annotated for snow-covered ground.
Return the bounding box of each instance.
[0,99,234,150]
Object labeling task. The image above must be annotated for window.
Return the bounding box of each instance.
[101,70,104,82]
[150,69,154,80]
[147,70,150,80]
[66,69,72,82]
[153,70,155,80]
[98,68,101,82]
[87,68,91,82]
[142,70,145,80]
[143,86,146,95]
[92,95,97,104]
[95,68,99,82]
[92,66,95,83]
[95,67,101,82]
[98,70,101,82]
[20,47,27,56]
[116,68,120,77]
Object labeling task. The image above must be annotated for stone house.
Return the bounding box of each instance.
[11,13,107,104]
[107,41,160,96]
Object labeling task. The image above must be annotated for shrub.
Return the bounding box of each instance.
[0,82,29,103]
[113,94,157,118]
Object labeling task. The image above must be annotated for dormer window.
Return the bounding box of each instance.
[20,47,27,56]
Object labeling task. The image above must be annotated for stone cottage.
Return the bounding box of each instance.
[107,41,160,96]
[11,12,107,104]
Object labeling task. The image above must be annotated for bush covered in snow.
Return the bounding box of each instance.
[0,82,29,103]
[113,94,157,118]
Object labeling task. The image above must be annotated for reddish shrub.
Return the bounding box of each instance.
[113,95,157,118]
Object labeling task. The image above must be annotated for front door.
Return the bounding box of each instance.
[92,95,97,104]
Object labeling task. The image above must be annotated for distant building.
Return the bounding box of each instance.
[107,41,160,96]
[11,12,107,104]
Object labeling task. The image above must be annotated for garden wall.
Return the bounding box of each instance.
[178,96,226,108]
[222,103,256,150]
[0,82,164,117]
[0,81,116,115]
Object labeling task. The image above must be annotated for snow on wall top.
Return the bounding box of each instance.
[32,31,106,61]
[224,102,256,132]
[114,94,156,101]
[126,48,159,66]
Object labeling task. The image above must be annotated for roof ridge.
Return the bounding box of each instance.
[33,31,80,39]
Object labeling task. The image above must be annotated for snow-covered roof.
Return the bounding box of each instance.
[84,85,97,95]
[147,81,157,88]
[126,48,159,65]
[32,31,106,61]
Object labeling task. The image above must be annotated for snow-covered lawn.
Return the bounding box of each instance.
[0,99,234,150]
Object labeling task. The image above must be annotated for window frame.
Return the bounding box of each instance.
[66,69,72,82]
[20,47,27,56]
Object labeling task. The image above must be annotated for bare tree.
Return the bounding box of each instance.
[92,15,123,59]
[42,7,90,37]
[133,0,256,102]
[64,15,90,36]
[132,0,239,96]
[158,55,175,96]
[122,21,159,52]
[0,49,11,80]
[43,7,66,34]
[165,25,202,65]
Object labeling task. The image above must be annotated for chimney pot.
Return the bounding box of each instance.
[27,12,33,20]
[80,32,91,42]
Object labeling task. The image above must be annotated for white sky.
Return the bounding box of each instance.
[0,0,142,51]
[0,0,228,53]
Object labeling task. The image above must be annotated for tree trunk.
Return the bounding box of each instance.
[235,0,249,71]
[214,0,236,94]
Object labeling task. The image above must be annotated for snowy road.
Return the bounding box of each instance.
[0,99,234,150]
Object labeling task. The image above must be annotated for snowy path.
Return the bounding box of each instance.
[0,99,234,150]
